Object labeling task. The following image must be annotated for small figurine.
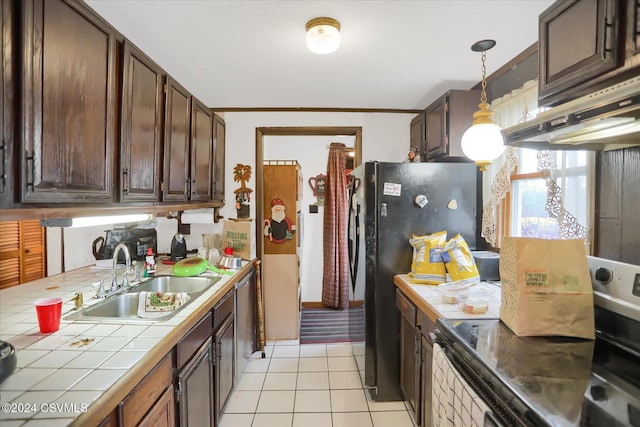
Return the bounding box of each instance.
[143,248,156,278]
[233,164,253,218]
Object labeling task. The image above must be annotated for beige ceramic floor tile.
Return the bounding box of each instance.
[298,357,328,372]
[329,370,363,389]
[262,372,297,390]
[271,345,300,358]
[296,372,330,390]
[328,356,358,371]
[294,390,331,412]
[256,390,295,413]
[299,344,326,358]
[268,357,299,373]
[235,372,266,391]
[251,413,293,427]
[370,410,414,427]
[224,390,261,413]
[218,413,254,427]
[331,389,369,412]
[293,412,333,427]
[332,411,374,427]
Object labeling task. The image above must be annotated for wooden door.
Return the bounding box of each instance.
[1,0,15,208]
[190,98,213,201]
[425,96,446,159]
[213,114,226,201]
[138,385,176,427]
[21,0,116,203]
[0,220,46,288]
[214,315,234,425]
[163,76,191,201]
[539,0,622,104]
[120,40,164,202]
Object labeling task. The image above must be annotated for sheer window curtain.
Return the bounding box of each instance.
[483,79,593,248]
[321,143,349,309]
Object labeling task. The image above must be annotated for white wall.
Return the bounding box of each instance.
[49,111,414,277]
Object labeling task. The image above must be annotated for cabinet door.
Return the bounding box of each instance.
[421,335,433,427]
[120,40,164,202]
[163,76,191,202]
[190,98,213,201]
[213,114,226,201]
[539,0,622,103]
[177,338,214,427]
[21,0,116,203]
[425,96,446,159]
[0,220,46,288]
[410,112,425,160]
[399,316,420,424]
[1,0,14,208]
[214,314,234,425]
[138,384,176,427]
[626,0,640,58]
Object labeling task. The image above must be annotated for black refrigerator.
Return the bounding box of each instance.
[347,161,483,401]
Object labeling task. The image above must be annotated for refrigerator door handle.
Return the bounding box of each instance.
[380,202,387,218]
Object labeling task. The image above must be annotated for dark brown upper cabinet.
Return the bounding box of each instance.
[1,0,15,209]
[163,76,192,202]
[20,0,116,203]
[539,0,639,106]
[213,114,226,202]
[190,98,214,201]
[120,40,164,202]
[424,90,479,161]
[409,111,425,160]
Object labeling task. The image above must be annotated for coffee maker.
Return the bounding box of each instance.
[170,233,187,261]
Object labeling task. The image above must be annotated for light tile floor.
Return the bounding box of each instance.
[220,340,416,427]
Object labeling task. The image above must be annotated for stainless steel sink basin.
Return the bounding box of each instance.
[134,275,220,295]
[64,275,221,323]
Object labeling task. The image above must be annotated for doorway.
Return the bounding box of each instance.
[256,127,362,340]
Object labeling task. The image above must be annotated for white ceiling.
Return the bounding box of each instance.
[85,0,555,111]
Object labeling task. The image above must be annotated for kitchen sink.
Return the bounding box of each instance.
[64,275,221,323]
[134,275,220,295]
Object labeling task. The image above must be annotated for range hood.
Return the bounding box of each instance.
[502,76,640,150]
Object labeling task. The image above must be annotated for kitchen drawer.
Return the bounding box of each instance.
[176,311,212,369]
[213,289,234,330]
[418,310,436,339]
[396,289,417,327]
[119,352,172,427]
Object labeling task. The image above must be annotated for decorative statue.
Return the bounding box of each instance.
[233,164,253,218]
[263,198,296,243]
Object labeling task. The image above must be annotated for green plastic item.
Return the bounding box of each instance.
[208,265,235,276]
[173,257,209,277]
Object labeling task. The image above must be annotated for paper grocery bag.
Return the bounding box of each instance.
[222,219,255,260]
[499,237,594,339]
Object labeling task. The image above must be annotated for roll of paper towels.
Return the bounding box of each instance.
[181,209,214,224]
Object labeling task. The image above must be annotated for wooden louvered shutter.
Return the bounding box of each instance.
[0,220,46,288]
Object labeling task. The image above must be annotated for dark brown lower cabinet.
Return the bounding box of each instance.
[396,289,420,425]
[139,384,175,427]
[176,337,214,427]
[214,314,234,425]
[419,311,437,427]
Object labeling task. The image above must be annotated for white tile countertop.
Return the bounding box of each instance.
[394,274,502,323]
[0,259,253,426]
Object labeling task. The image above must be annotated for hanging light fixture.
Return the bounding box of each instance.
[306,17,341,54]
[460,39,505,171]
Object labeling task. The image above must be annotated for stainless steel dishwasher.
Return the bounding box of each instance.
[234,268,255,384]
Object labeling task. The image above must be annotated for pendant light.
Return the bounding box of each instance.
[460,39,505,171]
[306,17,341,54]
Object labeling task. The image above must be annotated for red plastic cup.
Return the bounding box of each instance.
[34,297,63,333]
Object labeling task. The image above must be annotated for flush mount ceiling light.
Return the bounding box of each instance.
[461,39,505,171]
[306,17,341,54]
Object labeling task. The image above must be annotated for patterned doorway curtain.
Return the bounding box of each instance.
[321,143,349,309]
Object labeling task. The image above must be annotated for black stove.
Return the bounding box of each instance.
[436,256,640,427]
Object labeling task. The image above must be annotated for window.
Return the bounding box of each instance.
[507,148,591,240]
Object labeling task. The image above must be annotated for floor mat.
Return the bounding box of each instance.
[299,306,365,344]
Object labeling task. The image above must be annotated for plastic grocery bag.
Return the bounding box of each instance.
[408,231,447,284]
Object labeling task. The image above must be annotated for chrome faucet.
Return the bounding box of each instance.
[111,243,131,291]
